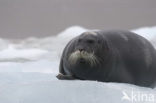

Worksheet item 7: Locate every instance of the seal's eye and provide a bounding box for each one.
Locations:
[87,39,95,44]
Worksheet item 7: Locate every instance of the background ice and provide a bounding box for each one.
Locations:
[0,26,156,103]
[132,26,156,48]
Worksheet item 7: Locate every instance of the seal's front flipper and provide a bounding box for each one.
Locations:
[56,74,76,80]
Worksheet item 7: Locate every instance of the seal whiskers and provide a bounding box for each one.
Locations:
[68,50,99,67]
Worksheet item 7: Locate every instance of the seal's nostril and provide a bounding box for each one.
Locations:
[79,49,84,52]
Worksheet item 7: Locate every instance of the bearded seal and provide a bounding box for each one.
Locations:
[56,30,156,87]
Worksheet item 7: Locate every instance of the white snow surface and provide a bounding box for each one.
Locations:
[0,26,156,103]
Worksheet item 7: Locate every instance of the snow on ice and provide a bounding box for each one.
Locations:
[0,26,156,103]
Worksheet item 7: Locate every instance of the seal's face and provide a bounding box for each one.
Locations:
[68,31,101,67]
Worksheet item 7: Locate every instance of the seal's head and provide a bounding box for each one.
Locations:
[67,31,110,80]
[68,31,107,67]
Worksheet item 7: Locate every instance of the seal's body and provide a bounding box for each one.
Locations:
[57,30,156,87]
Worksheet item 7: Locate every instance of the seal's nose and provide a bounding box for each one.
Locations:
[79,48,84,52]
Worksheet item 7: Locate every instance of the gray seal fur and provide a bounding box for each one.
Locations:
[57,30,156,87]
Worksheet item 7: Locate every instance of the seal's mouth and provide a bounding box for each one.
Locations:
[68,50,98,66]
[79,58,86,63]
